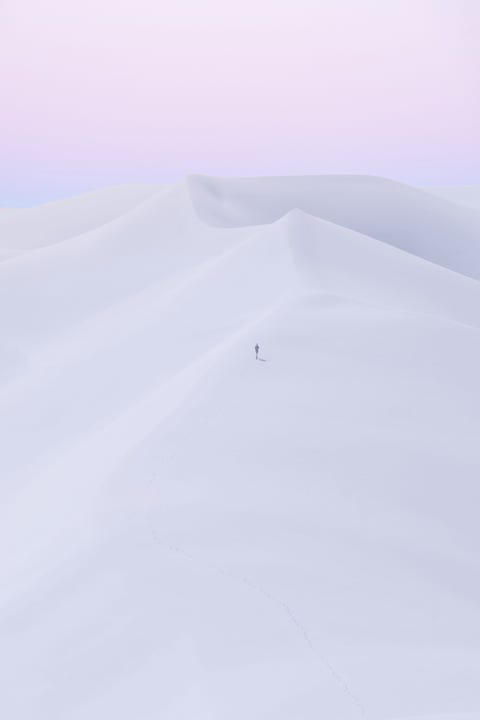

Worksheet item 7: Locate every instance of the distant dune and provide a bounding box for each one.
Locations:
[427,184,480,212]
[1,175,479,720]
[0,184,164,255]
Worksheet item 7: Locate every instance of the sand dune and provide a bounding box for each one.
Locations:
[188,174,480,279]
[0,184,164,256]
[428,185,480,212]
[1,175,479,720]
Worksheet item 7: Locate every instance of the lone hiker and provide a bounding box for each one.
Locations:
[255,343,260,360]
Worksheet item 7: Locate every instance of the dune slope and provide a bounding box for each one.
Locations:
[0,184,164,257]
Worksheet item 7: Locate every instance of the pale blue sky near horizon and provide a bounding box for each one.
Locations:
[2,0,479,207]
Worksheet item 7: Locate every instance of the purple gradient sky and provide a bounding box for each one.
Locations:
[1,0,479,206]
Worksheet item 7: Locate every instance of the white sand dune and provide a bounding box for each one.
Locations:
[188,174,480,279]
[0,184,164,257]
[428,185,480,212]
[1,175,479,720]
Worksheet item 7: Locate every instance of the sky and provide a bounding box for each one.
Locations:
[1,0,479,206]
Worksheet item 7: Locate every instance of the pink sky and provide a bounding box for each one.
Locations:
[1,0,479,205]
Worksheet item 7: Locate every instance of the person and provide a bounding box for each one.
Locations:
[255,343,259,360]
